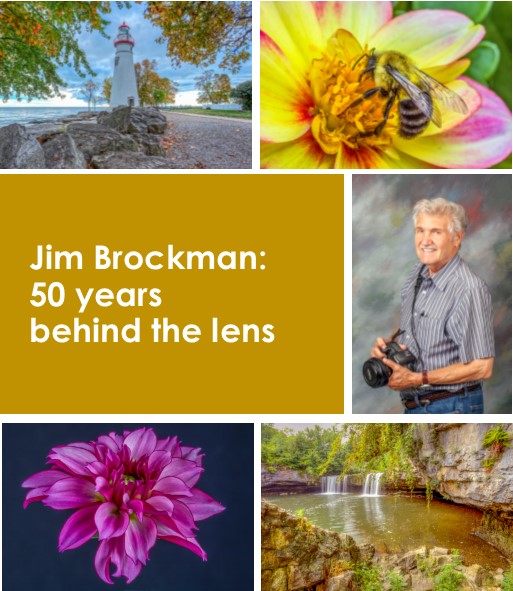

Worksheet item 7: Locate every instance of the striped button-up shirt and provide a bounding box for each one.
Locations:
[397,253,495,393]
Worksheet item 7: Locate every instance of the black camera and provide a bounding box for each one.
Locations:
[363,338,417,388]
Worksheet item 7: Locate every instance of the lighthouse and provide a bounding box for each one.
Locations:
[110,22,139,108]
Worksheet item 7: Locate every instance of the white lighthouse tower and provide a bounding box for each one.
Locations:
[110,22,139,108]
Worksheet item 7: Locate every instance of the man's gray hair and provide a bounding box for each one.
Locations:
[412,197,468,236]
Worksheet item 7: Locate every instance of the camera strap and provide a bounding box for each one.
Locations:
[410,265,426,372]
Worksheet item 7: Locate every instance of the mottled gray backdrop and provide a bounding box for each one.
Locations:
[352,174,512,414]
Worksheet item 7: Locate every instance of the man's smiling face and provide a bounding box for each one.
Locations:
[415,213,463,275]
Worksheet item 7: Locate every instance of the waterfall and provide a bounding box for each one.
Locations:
[321,475,343,493]
[362,473,383,496]
[342,474,348,493]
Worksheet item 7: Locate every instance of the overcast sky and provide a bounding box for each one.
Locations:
[2,2,252,107]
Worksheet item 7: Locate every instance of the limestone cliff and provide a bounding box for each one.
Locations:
[262,466,318,495]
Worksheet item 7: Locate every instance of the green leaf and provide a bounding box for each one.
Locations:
[484,2,512,108]
[492,154,512,169]
[466,41,500,84]
[412,1,493,22]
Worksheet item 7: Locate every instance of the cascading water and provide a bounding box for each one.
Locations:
[342,474,348,493]
[321,475,349,493]
[362,473,383,496]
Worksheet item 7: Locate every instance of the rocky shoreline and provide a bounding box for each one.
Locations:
[0,106,177,169]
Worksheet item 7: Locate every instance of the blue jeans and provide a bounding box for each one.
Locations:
[403,385,484,414]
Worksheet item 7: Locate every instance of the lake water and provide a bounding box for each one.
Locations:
[0,107,97,127]
[266,492,509,570]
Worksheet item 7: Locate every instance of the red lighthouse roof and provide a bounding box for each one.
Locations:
[114,22,135,47]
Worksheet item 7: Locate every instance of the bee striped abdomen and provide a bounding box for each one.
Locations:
[398,95,432,138]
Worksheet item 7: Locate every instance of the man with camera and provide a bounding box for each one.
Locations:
[367,197,495,414]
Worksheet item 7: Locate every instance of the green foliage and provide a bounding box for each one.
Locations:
[144,1,251,73]
[135,59,178,106]
[482,425,511,469]
[418,555,437,578]
[195,70,232,104]
[502,565,513,591]
[411,2,493,22]
[434,551,464,591]
[388,570,408,591]
[0,1,129,101]
[231,80,252,110]
[353,563,382,591]
[261,424,345,475]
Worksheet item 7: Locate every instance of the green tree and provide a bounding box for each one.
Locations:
[135,59,178,106]
[195,70,231,104]
[0,2,129,101]
[231,80,251,110]
[144,1,251,73]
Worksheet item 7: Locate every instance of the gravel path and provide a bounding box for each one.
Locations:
[162,112,252,169]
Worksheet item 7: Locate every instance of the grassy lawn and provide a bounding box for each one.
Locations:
[164,108,252,119]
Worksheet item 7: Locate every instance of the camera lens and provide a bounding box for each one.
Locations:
[362,358,392,388]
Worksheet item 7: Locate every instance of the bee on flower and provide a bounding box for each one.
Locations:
[260,1,512,169]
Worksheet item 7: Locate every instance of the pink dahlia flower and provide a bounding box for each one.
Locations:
[22,427,225,584]
[260,1,512,168]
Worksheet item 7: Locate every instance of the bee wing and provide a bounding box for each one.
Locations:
[386,66,442,127]
[414,68,469,115]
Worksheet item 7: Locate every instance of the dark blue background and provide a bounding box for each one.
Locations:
[4,423,254,591]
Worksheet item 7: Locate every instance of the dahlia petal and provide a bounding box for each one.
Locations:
[161,535,207,561]
[179,488,225,521]
[48,445,98,476]
[146,495,175,515]
[95,539,114,585]
[156,435,179,454]
[261,135,335,169]
[95,476,113,501]
[424,59,470,85]
[261,1,324,75]
[159,458,204,487]
[123,428,157,459]
[419,79,481,137]
[58,505,98,551]
[153,476,193,497]
[44,477,97,509]
[22,469,70,488]
[95,502,130,540]
[317,1,392,47]
[394,78,512,168]
[125,517,157,566]
[180,446,203,465]
[148,450,172,474]
[170,500,199,537]
[86,461,109,479]
[97,434,122,453]
[152,512,182,537]
[372,10,485,68]
[127,499,144,522]
[261,31,314,143]
[23,487,47,508]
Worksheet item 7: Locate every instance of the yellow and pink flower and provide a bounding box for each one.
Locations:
[260,1,512,169]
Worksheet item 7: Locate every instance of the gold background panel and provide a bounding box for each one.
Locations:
[1,174,344,413]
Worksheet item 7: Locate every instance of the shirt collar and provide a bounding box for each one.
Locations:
[420,253,461,291]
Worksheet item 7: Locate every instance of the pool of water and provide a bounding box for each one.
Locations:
[266,492,508,570]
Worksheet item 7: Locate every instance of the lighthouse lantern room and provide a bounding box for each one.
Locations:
[110,22,140,108]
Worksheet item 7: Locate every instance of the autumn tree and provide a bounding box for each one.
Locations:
[144,1,251,73]
[135,59,178,107]
[102,77,112,103]
[0,2,129,101]
[80,80,100,111]
[195,70,232,104]
[231,80,251,110]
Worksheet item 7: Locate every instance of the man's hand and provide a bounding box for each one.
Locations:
[382,358,421,391]
[370,337,389,360]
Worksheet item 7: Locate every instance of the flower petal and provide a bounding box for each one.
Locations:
[261,134,335,169]
[159,458,204,487]
[180,488,225,521]
[315,1,393,47]
[372,10,485,68]
[147,450,171,474]
[153,476,193,497]
[95,502,130,540]
[22,469,70,488]
[261,1,324,75]
[161,534,207,561]
[156,435,179,454]
[58,505,98,551]
[146,496,175,515]
[125,517,157,566]
[95,539,114,585]
[48,445,98,476]
[261,31,314,143]
[424,59,470,85]
[44,477,97,510]
[123,427,157,459]
[394,78,512,168]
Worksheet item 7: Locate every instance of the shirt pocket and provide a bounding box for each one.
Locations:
[416,315,448,356]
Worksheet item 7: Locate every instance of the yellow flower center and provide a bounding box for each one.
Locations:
[308,30,398,154]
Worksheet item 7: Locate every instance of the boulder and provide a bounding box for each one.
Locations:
[90,152,175,169]
[131,133,166,156]
[98,106,167,135]
[67,123,139,162]
[0,124,45,169]
[326,572,357,591]
[43,133,87,169]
